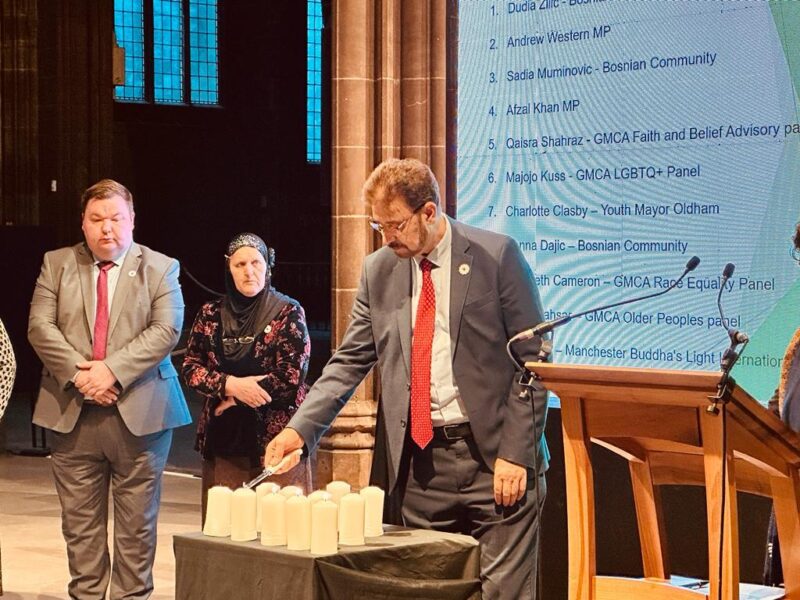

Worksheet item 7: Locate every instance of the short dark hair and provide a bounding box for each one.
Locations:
[81,179,135,215]
[362,158,440,211]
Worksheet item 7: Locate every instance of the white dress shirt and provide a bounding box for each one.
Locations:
[89,247,129,335]
[411,218,469,427]
[75,248,131,392]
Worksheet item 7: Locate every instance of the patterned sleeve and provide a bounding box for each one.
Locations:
[256,302,311,412]
[181,301,227,402]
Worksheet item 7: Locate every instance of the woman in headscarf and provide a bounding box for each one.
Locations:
[182,233,312,521]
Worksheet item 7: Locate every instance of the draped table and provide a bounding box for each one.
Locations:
[173,525,481,600]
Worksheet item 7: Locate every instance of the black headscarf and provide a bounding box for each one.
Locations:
[220,233,285,363]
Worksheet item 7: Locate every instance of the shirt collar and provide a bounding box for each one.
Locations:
[415,216,451,269]
[92,246,129,268]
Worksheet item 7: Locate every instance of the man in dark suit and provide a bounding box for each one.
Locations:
[266,158,548,599]
[28,179,191,599]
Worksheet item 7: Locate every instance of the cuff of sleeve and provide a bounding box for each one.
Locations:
[63,372,79,391]
[218,373,229,400]
[104,361,125,391]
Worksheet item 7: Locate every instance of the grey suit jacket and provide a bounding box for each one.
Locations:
[290,218,548,494]
[28,242,191,436]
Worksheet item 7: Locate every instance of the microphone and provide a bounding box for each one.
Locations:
[510,255,701,343]
[721,262,735,283]
[716,263,749,345]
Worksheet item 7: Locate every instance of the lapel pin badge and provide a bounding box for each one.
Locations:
[458,263,470,275]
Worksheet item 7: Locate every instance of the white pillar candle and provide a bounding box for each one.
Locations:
[279,485,304,498]
[338,493,365,546]
[286,495,312,551]
[260,492,287,546]
[360,486,385,537]
[203,486,232,537]
[255,482,281,532]
[230,487,258,542]
[307,490,330,505]
[310,499,338,556]
[325,481,351,506]
[326,481,351,530]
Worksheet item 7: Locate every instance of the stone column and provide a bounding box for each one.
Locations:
[0,0,39,227]
[400,0,448,183]
[319,0,379,489]
[320,0,448,490]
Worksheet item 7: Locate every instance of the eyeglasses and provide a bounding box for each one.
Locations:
[368,203,426,235]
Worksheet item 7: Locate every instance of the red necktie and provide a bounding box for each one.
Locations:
[92,261,115,360]
[410,258,435,449]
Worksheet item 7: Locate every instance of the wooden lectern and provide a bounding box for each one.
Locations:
[526,363,800,600]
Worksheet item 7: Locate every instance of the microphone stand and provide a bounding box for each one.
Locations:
[707,264,748,415]
[707,338,749,415]
[507,335,549,598]
[706,263,749,600]
[505,335,551,372]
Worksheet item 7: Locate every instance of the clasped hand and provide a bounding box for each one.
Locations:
[223,375,271,409]
[75,361,118,405]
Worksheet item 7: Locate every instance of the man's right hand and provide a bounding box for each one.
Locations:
[264,428,305,474]
[74,369,118,405]
[75,361,117,399]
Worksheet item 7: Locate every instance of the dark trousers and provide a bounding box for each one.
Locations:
[400,435,546,600]
[49,405,172,600]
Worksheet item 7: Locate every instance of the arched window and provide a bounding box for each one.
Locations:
[306,0,322,163]
[114,0,219,106]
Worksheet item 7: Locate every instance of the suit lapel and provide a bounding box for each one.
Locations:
[449,219,472,359]
[393,258,412,378]
[76,244,96,332]
[108,243,142,339]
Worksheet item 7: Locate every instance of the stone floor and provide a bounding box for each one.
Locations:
[0,453,201,599]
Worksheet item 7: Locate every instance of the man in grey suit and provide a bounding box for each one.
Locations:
[28,179,191,599]
[266,158,548,599]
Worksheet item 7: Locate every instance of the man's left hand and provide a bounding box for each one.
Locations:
[75,360,117,399]
[493,458,527,506]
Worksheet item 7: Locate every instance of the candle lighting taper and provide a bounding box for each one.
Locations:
[244,448,303,489]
